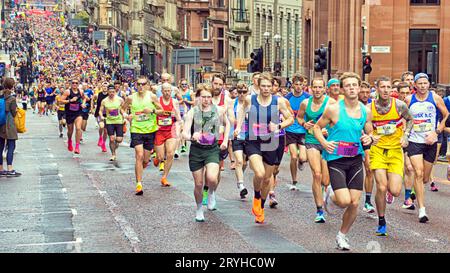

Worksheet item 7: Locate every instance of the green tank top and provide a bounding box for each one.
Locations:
[130,92,158,134]
[104,97,124,125]
[305,96,329,145]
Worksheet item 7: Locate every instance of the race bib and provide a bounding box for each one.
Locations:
[375,121,397,136]
[136,113,149,122]
[109,109,119,117]
[158,117,173,126]
[336,141,359,157]
[252,123,270,137]
[69,103,80,111]
[198,133,216,145]
[413,119,432,133]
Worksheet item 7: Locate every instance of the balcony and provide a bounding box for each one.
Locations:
[231,9,250,34]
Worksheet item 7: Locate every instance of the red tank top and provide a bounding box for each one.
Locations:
[157,97,175,131]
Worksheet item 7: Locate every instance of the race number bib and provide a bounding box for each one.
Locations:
[198,133,216,145]
[413,119,432,133]
[69,103,80,111]
[336,141,359,157]
[158,117,173,126]
[109,109,119,117]
[375,121,397,136]
[135,112,149,122]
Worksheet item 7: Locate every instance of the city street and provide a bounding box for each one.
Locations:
[1,111,449,253]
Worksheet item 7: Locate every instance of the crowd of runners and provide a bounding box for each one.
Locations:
[6,10,450,251]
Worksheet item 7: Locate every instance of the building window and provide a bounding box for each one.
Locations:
[218,0,225,7]
[218,40,224,59]
[202,19,209,41]
[409,29,439,82]
[108,10,112,25]
[410,0,440,4]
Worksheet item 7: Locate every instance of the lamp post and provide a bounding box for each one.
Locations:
[263,32,271,72]
[273,34,281,77]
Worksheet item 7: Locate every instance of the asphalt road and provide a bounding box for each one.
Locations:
[1,109,449,253]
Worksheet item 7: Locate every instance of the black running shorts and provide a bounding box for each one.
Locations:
[328,155,364,191]
[406,142,437,164]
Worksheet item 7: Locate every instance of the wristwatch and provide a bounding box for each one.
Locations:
[436,129,442,134]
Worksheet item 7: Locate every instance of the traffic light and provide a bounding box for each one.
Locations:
[363,55,373,74]
[314,45,328,73]
[248,48,264,73]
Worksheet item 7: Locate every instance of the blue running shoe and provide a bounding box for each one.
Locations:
[315,211,326,223]
[376,225,388,236]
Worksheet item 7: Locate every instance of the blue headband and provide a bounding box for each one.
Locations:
[328,79,340,88]
[414,73,429,82]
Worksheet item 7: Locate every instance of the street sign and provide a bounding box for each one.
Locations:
[69,18,85,27]
[371,46,391,54]
[172,48,200,65]
[234,58,251,71]
[93,31,106,41]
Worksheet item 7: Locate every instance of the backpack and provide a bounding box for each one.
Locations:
[0,96,6,127]
[14,108,27,133]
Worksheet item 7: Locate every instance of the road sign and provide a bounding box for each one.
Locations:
[371,46,391,54]
[70,18,85,27]
[172,48,200,65]
[234,58,251,71]
[93,31,106,41]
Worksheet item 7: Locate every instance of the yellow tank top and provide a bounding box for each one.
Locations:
[371,98,403,149]
[56,95,65,111]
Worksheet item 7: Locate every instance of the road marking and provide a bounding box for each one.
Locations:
[87,173,141,253]
[16,238,83,247]
[58,173,63,178]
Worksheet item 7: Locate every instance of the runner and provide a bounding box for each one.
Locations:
[55,89,67,138]
[122,76,163,195]
[313,72,374,250]
[93,81,109,153]
[178,79,194,155]
[284,74,310,190]
[36,84,46,116]
[60,78,86,154]
[183,84,230,222]
[227,82,249,199]
[235,72,294,223]
[44,81,56,116]
[81,83,94,137]
[405,73,449,223]
[154,82,182,187]
[297,77,333,223]
[99,85,125,161]
[369,76,413,236]
[359,81,376,213]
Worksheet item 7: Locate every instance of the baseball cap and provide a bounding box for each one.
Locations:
[414,73,429,82]
[327,78,340,88]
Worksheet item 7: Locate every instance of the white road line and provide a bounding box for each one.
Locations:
[17,238,83,247]
[87,173,141,253]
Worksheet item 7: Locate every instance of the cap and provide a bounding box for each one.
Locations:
[414,73,429,82]
[107,85,115,90]
[327,78,340,88]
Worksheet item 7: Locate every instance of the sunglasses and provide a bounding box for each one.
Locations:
[237,90,248,94]
[137,82,147,86]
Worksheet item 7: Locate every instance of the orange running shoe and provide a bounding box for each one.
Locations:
[252,198,264,223]
[161,177,171,187]
[153,157,159,167]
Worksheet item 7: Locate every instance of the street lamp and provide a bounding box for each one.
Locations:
[273,34,282,77]
[263,32,271,72]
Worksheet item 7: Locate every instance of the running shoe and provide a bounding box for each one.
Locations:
[74,145,80,154]
[174,151,179,159]
[101,142,107,153]
[268,193,278,209]
[315,211,326,223]
[207,190,216,211]
[59,133,63,138]
[135,182,143,196]
[252,198,264,223]
[402,199,415,210]
[376,225,388,236]
[152,157,159,167]
[159,162,165,172]
[5,170,22,176]
[324,186,339,215]
[109,156,116,162]
[419,215,429,223]
[386,192,394,204]
[151,152,156,158]
[68,141,73,152]
[160,177,171,187]
[202,189,208,206]
[239,188,248,199]
[430,182,439,192]
[181,145,187,153]
[410,189,416,201]
[297,160,306,171]
[363,202,375,213]
[195,209,205,222]
[289,183,298,191]
[336,233,350,251]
